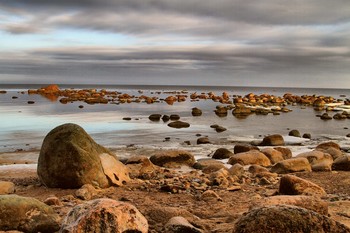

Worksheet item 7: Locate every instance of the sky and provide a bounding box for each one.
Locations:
[0,1,350,88]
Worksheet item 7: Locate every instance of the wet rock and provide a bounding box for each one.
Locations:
[27,101,35,104]
[271,157,311,174]
[38,123,129,188]
[170,114,181,121]
[279,174,326,196]
[232,105,252,118]
[233,205,350,233]
[191,107,202,116]
[215,126,227,133]
[316,141,341,151]
[0,195,60,233]
[296,150,333,172]
[150,150,195,168]
[228,150,271,167]
[162,114,170,122]
[214,106,228,117]
[320,112,332,120]
[261,148,284,164]
[288,129,301,137]
[197,137,210,144]
[60,198,148,233]
[332,155,350,171]
[122,117,131,120]
[274,147,292,159]
[165,216,203,233]
[149,114,162,121]
[212,148,234,159]
[260,134,285,146]
[251,195,328,215]
[234,144,259,154]
[0,181,15,194]
[302,133,312,139]
[167,121,190,128]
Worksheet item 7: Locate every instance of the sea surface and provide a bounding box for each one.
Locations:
[0,84,349,158]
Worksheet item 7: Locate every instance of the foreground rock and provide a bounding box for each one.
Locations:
[0,181,15,194]
[165,216,203,233]
[61,198,148,233]
[150,150,195,168]
[0,195,60,232]
[332,155,350,171]
[296,150,333,171]
[233,205,350,233]
[279,174,326,196]
[38,123,129,188]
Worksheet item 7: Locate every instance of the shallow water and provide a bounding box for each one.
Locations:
[0,85,349,154]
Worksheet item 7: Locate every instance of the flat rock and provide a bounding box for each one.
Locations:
[228,150,271,167]
[150,150,195,168]
[271,157,311,174]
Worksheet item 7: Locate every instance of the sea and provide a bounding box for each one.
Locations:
[0,84,349,164]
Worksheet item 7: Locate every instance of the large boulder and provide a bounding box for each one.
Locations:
[150,150,195,168]
[0,195,60,233]
[251,195,328,215]
[279,174,326,197]
[228,150,271,167]
[233,205,350,233]
[212,148,234,159]
[260,134,285,146]
[38,123,129,188]
[270,157,311,174]
[60,198,148,233]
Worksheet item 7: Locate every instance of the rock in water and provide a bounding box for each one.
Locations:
[37,123,129,188]
[233,205,350,233]
[0,195,60,233]
[60,198,148,233]
[260,134,285,146]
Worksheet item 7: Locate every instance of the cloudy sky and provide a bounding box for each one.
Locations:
[0,1,350,88]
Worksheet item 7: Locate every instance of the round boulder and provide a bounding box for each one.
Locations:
[60,198,148,233]
[288,129,301,137]
[212,148,234,159]
[191,107,202,116]
[0,195,60,233]
[38,123,129,188]
[260,134,285,146]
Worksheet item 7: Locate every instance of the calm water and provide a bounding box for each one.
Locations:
[0,84,349,153]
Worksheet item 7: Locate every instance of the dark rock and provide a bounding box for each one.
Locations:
[60,198,148,233]
[215,126,227,133]
[27,101,35,104]
[192,107,202,116]
[162,114,170,122]
[37,123,129,188]
[0,195,60,233]
[302,133,312,139]
[149,114,162,121]
[234,144,259,154]
[288,129,301,137]
[260,134,285,146]
[167,121,190,128]
[320,113,332,120]
[332,155,350,171]
[233,205,350,233]
[122,117,131,120]
[212,148,234,159]
[170,114,180,121]
[197,137,210,144]
[210,124,219,128]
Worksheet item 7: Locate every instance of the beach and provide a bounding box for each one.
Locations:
[0,85,350,232]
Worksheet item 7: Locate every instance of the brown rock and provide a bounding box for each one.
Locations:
[260,134,285,146]
[150,150,195,168]
[193,159,226,173]
[279,174,327,196]
[316,141,341,151]
[170,114,180,121]
[197,137,210,144]
[191,107,202,116]
[271,157,311,174]
[44,196,61,206]
[0,195,60,233]
[200,190,222,202]
[248,164,269,174]
[37,123,129,188]
[261,148,284,164]
[165,216,203,233]
[229,163,245,177]
[75,184,97,201]
[167,121,190,128]
[212,148,234,159]
[60,198,148,233]
[149,114,162,121]
[0,181,15,194]
[233,205,350,233]
[274,147,293,159]
[332,155,350,171]
[288,129,301,137]
[296,150,333,171]
[146,206,196,225]
[251,195,328,215]
[228,150,271,167]
[234,144,259,154]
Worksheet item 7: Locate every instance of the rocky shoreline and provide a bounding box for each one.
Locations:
[0,123,350,232]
